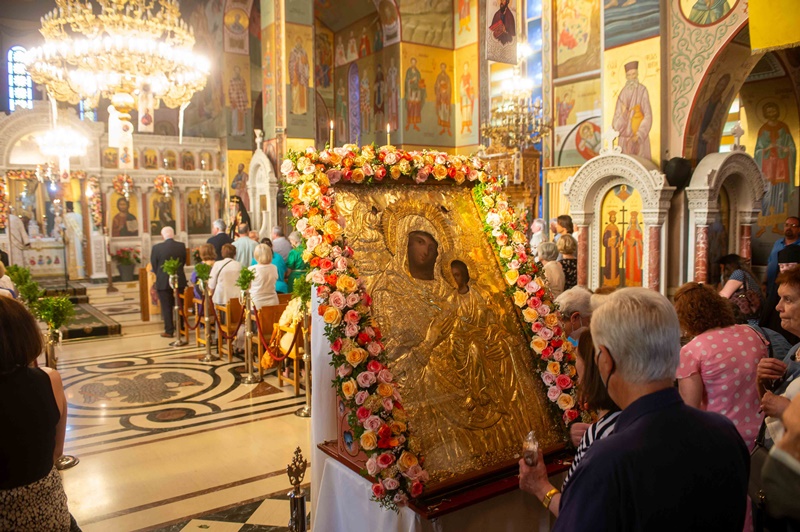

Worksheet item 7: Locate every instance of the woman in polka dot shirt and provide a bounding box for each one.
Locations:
[673,282,767,449]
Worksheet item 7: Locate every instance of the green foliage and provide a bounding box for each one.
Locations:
[291,274,312,307]
[112,247,141,265]
[161,258,182,276]
[6,264,32,287]
[35,296,75,330]
[194,262,211,282]
[7,266,43,309]
[236,267,255,290]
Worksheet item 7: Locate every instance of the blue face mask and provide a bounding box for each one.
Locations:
[567,335,579,347]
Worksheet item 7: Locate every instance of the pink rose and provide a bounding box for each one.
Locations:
[539,327,554,340]
[384,152,399,164]
[538,305,550,316]
[383,477,400,491]
[346,293,361,307]
[541,372,556,386]
[553,349,564,362]
[393,492,409,505]
[367,360,383,373]
[337,364,352,377]
[366,457,379,476]
[496,233,508,245]
[468,169,478,181]
[547,386,561,401]
[556,374,573,390]
[531,322,544,334]
[510,259,520,270]
[363,163,374,176]
[414,169,429,183]
[329,291,346,309]
[377,369,393,384]
[372,483,386,498]
[302,226,316,240]
[363,415,383,432]
[382,397,394,411]
[404,464,423,480]
[320,195,333,209]
[377,453,395,468]
[326,169,342,184]
[345,323,359,338]
[319,259,334,272]
[344,309,361,325]
[357,371,377,388]
[335,257,348,271]
[317,285,330,299]
[516,274,531,288]
[357,406,371,422]
[285,170,300,184]
[311,270,326,284]
[367,341,382,357]
[331,338,342,354]
[526,281,541,294]
[435,154,446,165]
[355,390,369,405]
[307,235,322,250]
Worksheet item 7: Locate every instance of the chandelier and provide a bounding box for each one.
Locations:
[23,0,209,112]
[36,125,90,181]
[481,69,549,151]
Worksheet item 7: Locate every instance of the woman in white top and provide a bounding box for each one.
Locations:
[250,244,279,310]
[538,242,565,298]
[208,243,242,306]
[0,263,16,299]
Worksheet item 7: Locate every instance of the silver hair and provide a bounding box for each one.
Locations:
[253,243,273,265]
[213,219,226,232]
[272,226,284,237]
[538,241,559,262]
[288,231,302,245]
[555,286,593,318]
[590,288,681,384]
[161,226,175,239]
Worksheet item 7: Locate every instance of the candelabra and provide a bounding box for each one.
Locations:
[481,72,550,151]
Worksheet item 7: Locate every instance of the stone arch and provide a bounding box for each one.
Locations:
[563,147,674,292]
[248,147,279,239]
[685,150,766,281]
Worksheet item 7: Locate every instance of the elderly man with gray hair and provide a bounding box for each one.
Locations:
[554,286,592,346]
[271,226,292,262]
[520,288,749,530]
[207,219,232,260]
[150,226,187,337]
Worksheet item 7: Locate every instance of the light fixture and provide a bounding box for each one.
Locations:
[199,158,208,202]
[481,67,549,150]
[24,0,209,121]
[35,125,90,179]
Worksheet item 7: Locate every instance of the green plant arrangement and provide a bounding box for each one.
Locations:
[192,248,202,264]
[291,274,312,307]
[236,267,255,291]
[161,258,182,276]
[6,264,32,287]
[112,247,141,265]
[35,296,75,330]
[195,262,211,283]
[7,266,43,309]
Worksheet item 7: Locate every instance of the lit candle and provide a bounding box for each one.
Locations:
[386,123,391,146]
[329,120,334,149]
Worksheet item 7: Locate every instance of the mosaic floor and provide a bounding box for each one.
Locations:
[55,334,312,531]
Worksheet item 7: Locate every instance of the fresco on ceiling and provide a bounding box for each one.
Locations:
[402,0,453,48]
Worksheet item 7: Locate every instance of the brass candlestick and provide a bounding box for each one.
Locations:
[287,447,308,532]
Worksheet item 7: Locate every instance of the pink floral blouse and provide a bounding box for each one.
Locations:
[676,324,766,449]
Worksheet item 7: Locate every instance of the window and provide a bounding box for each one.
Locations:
[79,99,97,121]
[7,45,32,112]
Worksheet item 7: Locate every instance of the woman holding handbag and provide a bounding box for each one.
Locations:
[719,254,766,327]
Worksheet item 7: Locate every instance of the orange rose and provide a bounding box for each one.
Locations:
[336,275,358,294]
[351,168,365,183]
[433,165,448,180]
[398,451,418,470]
[323,306,342,326]
[390,166,402,179]
[341,378,357,399]
[377,382,394,397]
[345,348,368,367]
[360,430,378,450]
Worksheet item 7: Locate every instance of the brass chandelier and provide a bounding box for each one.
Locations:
[481,70,549,151]
[23,0,209,112]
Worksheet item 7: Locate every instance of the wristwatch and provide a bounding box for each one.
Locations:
[542,487,560,510]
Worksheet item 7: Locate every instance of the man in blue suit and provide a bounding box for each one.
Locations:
[150,226,187,337]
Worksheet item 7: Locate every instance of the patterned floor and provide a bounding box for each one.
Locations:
[55,335,312,532]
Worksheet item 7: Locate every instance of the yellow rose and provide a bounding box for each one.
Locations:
[297,182,321,204]
[398,451,419,471]
[360,431,378,450]
[500,210,513,224]
[557,393,575,411]
[504,269,519,285]
[377,382,394,397]
[390,165,402,179]
[317,173,331,187]
[341,378,357,399]
[454,171,465,184]
[398,159,411,173]
[336,275,358,293]
[354,156,365,167]
[424,154,435,165]
[547,361,561,375]
[531,337,547,353]
[345,348,368,367]
[297,156,309,170]
[351,168,365,183]
[329,152,342,165]
[513,290,528,307]
[323,220,343,238]
[323,307,342,326]
[390,421,407,434]
[544,314,559,327]
[433,164,448,180]
[362,146,375,159]
[315,243,331,257]
[499,246,514,260]
[522,307,539,323]
[452,158,463,170]
[308,214,324,229]
[512,231,526,244]
[302,249,313,263]
[483,196,495,208]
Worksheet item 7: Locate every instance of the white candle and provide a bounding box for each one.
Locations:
[329,120,334,148]
[386,123,391,146]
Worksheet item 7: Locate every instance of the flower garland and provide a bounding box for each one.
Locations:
[87,176,103,228]
[153,174,174,195]
[112,174,134,195]
[5,170,37,180]
[0,179,6,230]
[473,181,580,425]
[280,144,578,510]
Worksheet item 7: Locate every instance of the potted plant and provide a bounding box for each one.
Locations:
[35,296,75,369]
[113,247,141,281]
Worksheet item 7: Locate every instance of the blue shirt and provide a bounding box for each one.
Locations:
[767,238,800,297]
[554,388,748,532]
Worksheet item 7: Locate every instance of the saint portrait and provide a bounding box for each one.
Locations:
[755,101,797,234]
[404,58,425,132]
[110,193,139,237]
[599,184,644,289]
[611,61,652,160]
[150,193,176,236]
[681,0,734,26]
[487,0,517,64]
[288,37,310,116]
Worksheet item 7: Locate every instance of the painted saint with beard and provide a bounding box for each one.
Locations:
[611,61,652,159]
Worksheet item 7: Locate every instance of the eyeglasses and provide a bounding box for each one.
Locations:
[785,223,799,228]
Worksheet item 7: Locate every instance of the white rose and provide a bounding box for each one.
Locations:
[296,218,309,232]
[280,159,295,175]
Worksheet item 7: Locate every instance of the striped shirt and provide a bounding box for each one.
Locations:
[562,410,621,491]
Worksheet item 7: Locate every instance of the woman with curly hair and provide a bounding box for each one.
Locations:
[674,282,767,447]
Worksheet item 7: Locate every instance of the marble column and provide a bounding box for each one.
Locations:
[695,225,709,283]
[577,225,589,287]
[648,225,661,292]
[740,224,752,261]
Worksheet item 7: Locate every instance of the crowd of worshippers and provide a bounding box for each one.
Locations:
[519,216,800,530]
[148,220,308,343]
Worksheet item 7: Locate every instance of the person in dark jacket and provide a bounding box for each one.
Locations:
[207,219,233,260]
[150,226,186,337]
